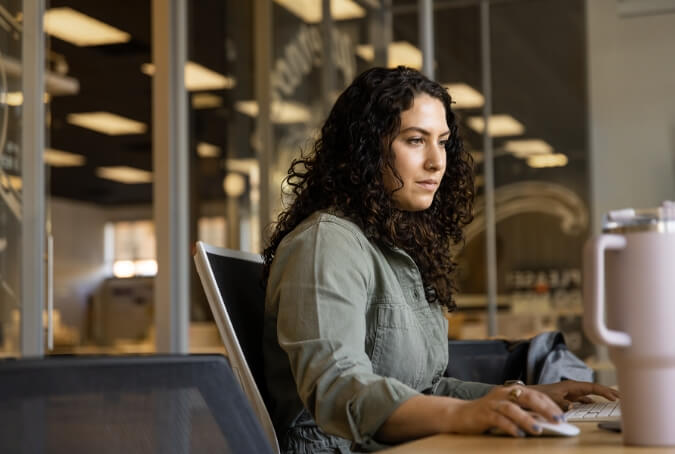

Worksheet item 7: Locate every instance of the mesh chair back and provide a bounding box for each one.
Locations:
[0,355,274,454]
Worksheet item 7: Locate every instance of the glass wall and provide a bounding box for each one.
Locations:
[184,0,673,362]
[488,0,589,354]
[46,0,154,353]
[268,1,377,223]
[186,0,251,322]
[427,0,591,355]
[11,0,675,357]
[0,0,22,356]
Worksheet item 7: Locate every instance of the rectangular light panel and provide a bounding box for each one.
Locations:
[527,153,568,168]
[503,139,553,157]
[67,112,147,135]
[235,100,311,124]
[192,93,223,109]
[274,0,365,23]
[44,148,86,167]
[44,7,131,47]
[96,166,153,184]
[8,175,21,191]
[141,62,236,91]
[356,41,422,70]
[197,142,221,158]
[1,91,51,106]
[444,83,485,109]
[466,114,525,137]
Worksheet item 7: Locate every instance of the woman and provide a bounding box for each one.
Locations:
[262,66,617,453]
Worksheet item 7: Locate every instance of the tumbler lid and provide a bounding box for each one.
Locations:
[603,201,675,233]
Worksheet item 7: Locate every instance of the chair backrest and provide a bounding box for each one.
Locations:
[445,339,527,384]
[0,355,275,454]
[193,241,279,453]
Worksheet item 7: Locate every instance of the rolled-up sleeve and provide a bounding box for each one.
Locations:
[274,220,420,446]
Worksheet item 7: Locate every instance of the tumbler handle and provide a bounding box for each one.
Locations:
[583,234,631,347]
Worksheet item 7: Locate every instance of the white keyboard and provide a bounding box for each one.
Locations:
[565,401,621,421]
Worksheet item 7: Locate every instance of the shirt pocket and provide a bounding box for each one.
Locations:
[369,303,426,389]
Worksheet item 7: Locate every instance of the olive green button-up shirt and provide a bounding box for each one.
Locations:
[263,212,493,452]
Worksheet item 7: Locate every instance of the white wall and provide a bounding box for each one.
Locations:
[50,199,223,338]
[51,198,108,334]
[587,0,675,232]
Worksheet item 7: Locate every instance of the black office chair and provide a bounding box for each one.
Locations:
[193,242,279,453]
[446,332,592,385]
[445,339,529,384]
[0,355,275,454]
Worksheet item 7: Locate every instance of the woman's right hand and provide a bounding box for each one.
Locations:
[445,385,565,437]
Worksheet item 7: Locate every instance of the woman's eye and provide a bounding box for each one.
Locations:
[439,140,448,147]
[408,137,423,144]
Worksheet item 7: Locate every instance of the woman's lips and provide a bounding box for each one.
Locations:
[416,180,438,191]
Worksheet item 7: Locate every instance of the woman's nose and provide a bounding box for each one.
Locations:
[425,144,444,170]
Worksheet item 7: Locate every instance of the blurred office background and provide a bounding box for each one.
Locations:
[0,0,673,366]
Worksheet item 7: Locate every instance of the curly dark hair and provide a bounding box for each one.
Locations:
[262,66,474,311]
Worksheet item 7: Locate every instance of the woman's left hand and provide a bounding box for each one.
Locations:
[529,380,620,411]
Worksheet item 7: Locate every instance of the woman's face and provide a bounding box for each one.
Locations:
[383,94,449,211]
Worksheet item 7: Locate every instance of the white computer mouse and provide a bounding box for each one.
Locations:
[534,420,580,437]
[489,418,580,437]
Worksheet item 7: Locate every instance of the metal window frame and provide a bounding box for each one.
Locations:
[152,0,189,353]
[21,0,46,357]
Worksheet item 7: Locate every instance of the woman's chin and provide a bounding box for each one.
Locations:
[395,199,435,212]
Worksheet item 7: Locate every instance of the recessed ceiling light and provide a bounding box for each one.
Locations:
[185,62,235,91]
[444,83,485,109]
[141,61,236,91]
[197,142,221,158]
[356,41,423,69]
[527,153,568,168]
[140,63,154,75]
[466,114,525,137]
[67,112,147,135]
[503,139,553,157]
[274,0,366,23]
[1,91,52,106]
[2,92,23,106]
[355,45,375,62]
[234,100,259,117]
[388,42,423,70]
[192,93,223,109]
[223,172,246,197]
[8,175,21,192]
[44,7,131,47]
[234,100,311,124]
[96,166,153,184]
[44,148,86,167]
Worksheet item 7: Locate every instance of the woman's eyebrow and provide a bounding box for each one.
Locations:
[400,126,451,137]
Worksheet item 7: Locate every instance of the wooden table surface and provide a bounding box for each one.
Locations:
[381,422,675,453]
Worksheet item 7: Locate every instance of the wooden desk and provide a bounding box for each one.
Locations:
[381,422,675,453]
